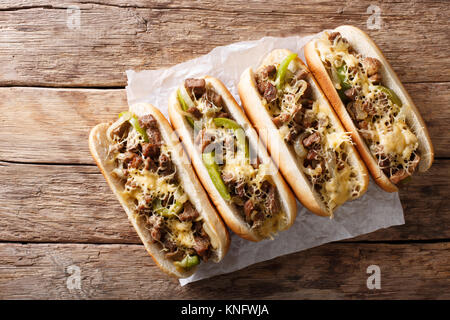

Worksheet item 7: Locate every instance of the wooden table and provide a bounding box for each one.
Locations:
[0,1,449,299]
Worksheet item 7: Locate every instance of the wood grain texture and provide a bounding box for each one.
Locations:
[0,242,448,299]
[0,83,448,165]
[0,1,448,86]
[1,159,449,243]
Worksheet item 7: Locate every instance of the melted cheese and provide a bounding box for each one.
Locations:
[324,166,352,207]
[377,121,418,162]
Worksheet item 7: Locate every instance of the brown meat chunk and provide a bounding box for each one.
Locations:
[129,155,143,169]
[178,202,199,222]
[263,82,278,102]
[259,65,277,79]
[195,129,215,153]
[286,123,302,144]
[369,73,382,84]
[123,151,137,167]
[207,89,223,107]
[165,249,185,261]
[344,87,358,100]
[272,113,290,128]
[144,158,157,171]
[265,184,280,215]
[142,142,160,158]
[328,32,341,41]
[138,114,158,129]
[292,106,304,125]
[148,215,164,242]
[193,235,210,258]
[158,153,174,175]
[244,199,255,221]
[293,69,309,82]
[257,80,268,95]
[185,78,206,98]
[187,107,202,119]
[306,149,320,161]
[303,132,321,147]
[146,126,162,146]
[362,57,382,76]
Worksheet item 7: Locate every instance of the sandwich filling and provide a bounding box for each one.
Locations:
[316,31,420,184]
[178,78,285,238]
[254,53,365,213]
[106,111,212,271]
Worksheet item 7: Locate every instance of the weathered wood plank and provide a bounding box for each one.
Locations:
[1,159,449,243]
[0,1,448,86]
[0,242,448,299]
[0,83,448,165]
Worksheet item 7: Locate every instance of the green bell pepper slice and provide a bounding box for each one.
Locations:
[275,53,298,90]
[334,64,353,102]
[152,199,183,218]
[118,111,149,142]
[177,88,196,128]
[174,254,200,270]
[213,117,249,159]
[202,152,231,201]
[376,85,402,107]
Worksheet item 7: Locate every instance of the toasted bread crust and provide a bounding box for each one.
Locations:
[238,49,369,216]
[169,76,297,241]
[304,25,434,192]
[89,103,229,278]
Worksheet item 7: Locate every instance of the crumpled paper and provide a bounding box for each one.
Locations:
[126,34,405,286]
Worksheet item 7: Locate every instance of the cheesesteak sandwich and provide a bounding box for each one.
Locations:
[305,25,434,192]
[168,76,297,241]
[238,49,369,217]
[89,103,229,278]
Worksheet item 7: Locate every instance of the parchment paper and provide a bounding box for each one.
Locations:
[126,34,405,286]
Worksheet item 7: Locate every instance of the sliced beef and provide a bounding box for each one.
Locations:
[362,57,382,76]
[193,235,210,258]
[123,151,137,167]
[328,32,341,41]
[142,142,160,158]
[286,123,302,144]
[207,89,223,107]
[272,113,290,128]
[257,80,268,95]
[344,87,358,100]
[369,73,382,84]
[244,199,255,222]
[265,183,280,215]
[303,132,321,147]
[187,107,202,119]
[185,78,206,98]
[162,236,177,253]
[262,65,277,79]
[148,215,164,242]
[129,155,143,169]
[235,180,246,198]
[263,82,278,102]
[178,202,199,222]
[292,69,309,82]
[215,111,230,119]
[165,249,185,261]
[195,129,215,153]
[139,114,158,129]
[306,149,320,161]
[221,172,236,188]
[292,107,304,125]
[158,153,174,175]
